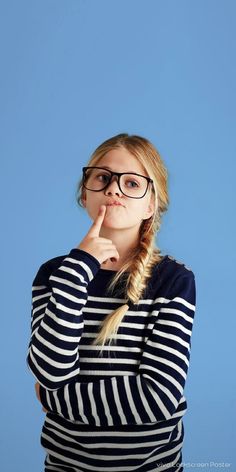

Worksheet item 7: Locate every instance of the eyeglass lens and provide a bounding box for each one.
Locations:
[83,168,148,198]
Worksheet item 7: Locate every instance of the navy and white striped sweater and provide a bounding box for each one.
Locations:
[27,248,196,472]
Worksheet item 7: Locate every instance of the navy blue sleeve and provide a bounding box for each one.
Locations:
[26,248,100,390]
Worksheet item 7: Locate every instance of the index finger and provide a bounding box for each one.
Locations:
[87,205,107,238]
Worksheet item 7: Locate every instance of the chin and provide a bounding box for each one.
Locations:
[103,220,125,229]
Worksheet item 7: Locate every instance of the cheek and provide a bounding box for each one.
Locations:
[87,205,99,221]
[82,197,98,218]
[127,204,146,220]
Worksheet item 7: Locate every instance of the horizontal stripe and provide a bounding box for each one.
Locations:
[27,249,195,470]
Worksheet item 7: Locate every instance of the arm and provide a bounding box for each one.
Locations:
[26,248,100,390]
[39,270,196,425]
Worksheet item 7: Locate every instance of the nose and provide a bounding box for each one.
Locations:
[104,175,122,195]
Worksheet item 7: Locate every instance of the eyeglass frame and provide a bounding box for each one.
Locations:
[82,166,154,199]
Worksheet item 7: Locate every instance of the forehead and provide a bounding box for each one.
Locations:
[97,148,148,176]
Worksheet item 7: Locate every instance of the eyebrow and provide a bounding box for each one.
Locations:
[99,165,136,173]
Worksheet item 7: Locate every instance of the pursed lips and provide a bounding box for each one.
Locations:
[105,202,124,207]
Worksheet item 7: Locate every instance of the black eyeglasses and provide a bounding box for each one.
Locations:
[82,166,154,199]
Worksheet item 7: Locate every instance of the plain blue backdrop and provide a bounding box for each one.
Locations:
[1,1,235,471]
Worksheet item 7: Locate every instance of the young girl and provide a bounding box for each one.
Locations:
[27,133,196,472]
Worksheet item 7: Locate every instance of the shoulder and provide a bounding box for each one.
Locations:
[154,253,194,276]
[163,254,194,277]
[32,253,68,286]
[154,253,196,303]
[148,253,195,295]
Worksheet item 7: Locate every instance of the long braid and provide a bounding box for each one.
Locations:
[91,216,163,355]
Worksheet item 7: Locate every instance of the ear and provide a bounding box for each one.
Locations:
[143,192,155,220]
[81,189,87,207]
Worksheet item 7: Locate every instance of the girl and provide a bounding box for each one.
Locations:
[27,133,196,472]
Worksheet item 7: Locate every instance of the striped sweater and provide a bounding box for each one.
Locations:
[27,248,196,472]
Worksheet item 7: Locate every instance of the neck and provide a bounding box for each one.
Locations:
[99,225,140,269]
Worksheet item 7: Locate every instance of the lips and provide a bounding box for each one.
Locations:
[106,201,124,207]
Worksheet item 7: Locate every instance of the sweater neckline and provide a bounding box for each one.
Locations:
[97,255,168,274]
[98,268,126,273]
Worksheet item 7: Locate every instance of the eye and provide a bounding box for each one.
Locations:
[97,172,110,182]
[126,179,140,188]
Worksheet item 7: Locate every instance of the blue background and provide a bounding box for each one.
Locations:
[1,1,235,471]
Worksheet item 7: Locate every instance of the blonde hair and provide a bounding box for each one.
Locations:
[75,133,169,355]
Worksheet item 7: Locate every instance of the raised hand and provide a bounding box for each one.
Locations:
[76,205,120,265]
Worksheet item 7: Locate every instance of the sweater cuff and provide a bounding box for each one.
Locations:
[67,248,101,276]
